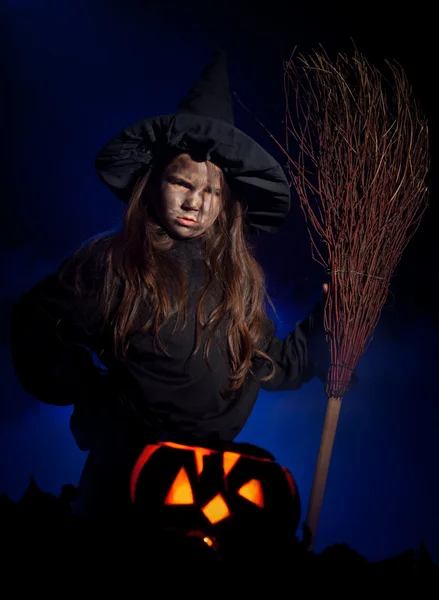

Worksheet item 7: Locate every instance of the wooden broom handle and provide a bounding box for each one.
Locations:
[305,396,342,551]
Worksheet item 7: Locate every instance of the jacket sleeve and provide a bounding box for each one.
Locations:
[254,301,329,392]
[10,249,105,406]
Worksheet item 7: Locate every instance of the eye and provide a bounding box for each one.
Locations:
[172,178,190,188]
[205,186,221,196]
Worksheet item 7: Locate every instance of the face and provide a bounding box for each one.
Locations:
[153,153,223,239]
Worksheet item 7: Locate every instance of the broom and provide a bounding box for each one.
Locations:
[281,47,429,549]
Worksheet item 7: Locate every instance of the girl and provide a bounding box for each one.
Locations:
[10,51,328,517]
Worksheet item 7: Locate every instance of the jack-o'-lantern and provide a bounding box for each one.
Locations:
[130,440,300,562]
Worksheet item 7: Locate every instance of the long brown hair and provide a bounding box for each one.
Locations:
[63,155,278,396]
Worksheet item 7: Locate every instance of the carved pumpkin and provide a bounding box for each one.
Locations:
[130,440,300,560]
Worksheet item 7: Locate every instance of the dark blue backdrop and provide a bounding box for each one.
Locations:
[1,0,438,562]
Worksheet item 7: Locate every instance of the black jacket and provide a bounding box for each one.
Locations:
[10,235,328,449]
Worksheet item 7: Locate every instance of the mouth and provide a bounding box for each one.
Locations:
[176,217,198,227]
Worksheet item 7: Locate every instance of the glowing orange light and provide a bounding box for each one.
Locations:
[130,444,160,503]
[130,440,275,505]
[161,441,272,465]
[203,536,214,547]
[194,448,213,476]
[164,467,194,505]
[162,442,213,476]
[282,467,297,498]
[223,451,240,476]
[202,494,230,524]
[237,479,264,508]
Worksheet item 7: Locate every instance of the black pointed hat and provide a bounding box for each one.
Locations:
[95,50,290,233]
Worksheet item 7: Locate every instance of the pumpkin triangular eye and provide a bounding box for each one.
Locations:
[237,479,264,508]
[164,467,194,505]
[223,451,240,476]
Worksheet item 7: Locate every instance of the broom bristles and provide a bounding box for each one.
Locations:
[283,47,429,397]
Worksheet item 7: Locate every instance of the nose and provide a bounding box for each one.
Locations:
[182,189,204,213]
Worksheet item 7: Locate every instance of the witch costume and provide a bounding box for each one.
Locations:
[9,51,328,517]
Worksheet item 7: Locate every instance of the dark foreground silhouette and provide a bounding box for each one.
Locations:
[1,478,437,593]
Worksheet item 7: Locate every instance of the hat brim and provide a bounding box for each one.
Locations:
[95,113,290,234]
